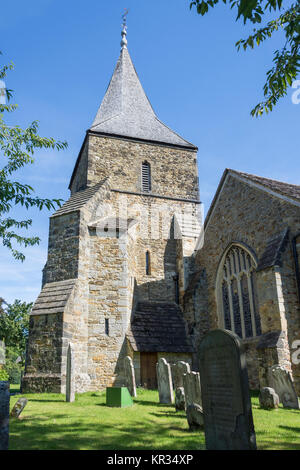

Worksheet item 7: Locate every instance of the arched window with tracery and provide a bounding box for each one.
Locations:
[217,244,261,339]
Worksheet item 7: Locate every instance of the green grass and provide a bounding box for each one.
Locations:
[8,388,300,450]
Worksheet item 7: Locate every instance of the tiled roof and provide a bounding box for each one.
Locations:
[90,47,196,149]
[52,181,105,217]
[30,279,76,316]
[230,170,300,202]
[127,301,194,353]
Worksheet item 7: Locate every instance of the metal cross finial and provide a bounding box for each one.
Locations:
[121,8,129,50]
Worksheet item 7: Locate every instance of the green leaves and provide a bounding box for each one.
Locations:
[190,1,300,116]
[0,51,68,260]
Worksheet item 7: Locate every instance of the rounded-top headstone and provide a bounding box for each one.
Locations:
[199,329,256,450]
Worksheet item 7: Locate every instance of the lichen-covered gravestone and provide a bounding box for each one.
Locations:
[156,358,174,404]
[10,398,28,418]
[269,365,299,410]
[66,343,75,403]
[0,381,10,450]
[186,404,204,431]
[259,387,279,409]
[183,371,201,408]
[124,356,137,397]
[199,329,256,450]
[175,387,186,411]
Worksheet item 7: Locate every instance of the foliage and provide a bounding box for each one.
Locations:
[0,367,9,380]
[7,389,300,450]
[3,346,24,383]
[0,299,31,354]
[0,51,67,261]
[0,299,31,383]
[190,1,300,116]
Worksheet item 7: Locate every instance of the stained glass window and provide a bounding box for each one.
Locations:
[218,245,261,339]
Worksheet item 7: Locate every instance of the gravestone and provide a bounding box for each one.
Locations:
[156,358,174,404]
[124,356,137,397]
[66,343,75,403]
[0,381,10,450]
[186,404,204,431]
[259,387,279,409]
[269,365,299,410]
[175,387,186,411]
[10,398,28,418]
[174,361,191,389]
[199,329,256,450]
[183,371,201,408]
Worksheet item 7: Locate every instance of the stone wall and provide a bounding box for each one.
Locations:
[75,133,199,201]
[188,173,300,392]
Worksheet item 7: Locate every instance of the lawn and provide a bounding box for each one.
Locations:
[8,386,300,450]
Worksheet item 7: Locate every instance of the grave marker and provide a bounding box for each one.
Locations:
[199,329,256,450]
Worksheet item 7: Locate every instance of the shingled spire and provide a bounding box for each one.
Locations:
[90,23,195,148]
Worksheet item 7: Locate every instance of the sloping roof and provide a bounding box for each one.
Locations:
[52,181,105,217]
[126,301,194,353]
[256,228,289,271]
[90,47,196,149]
[201,169,300,240]
[230,170,300,202]
[30,279,76,316]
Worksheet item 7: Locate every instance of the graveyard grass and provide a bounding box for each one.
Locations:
[8,386,300,450]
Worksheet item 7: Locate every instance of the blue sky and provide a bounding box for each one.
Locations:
[1,0,299,304]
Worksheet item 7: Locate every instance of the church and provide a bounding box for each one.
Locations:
[23,25,300,395]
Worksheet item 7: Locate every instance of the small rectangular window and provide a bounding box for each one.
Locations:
[142,162,151,192]
[105,318,109,336]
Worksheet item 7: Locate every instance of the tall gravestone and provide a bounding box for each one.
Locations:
[66,343,75,403]
[0,381,10,450]
[175,361,191,388]
[199,329,256,450]
[124,356,137,397]
[269,364,299,410]
[156,358,174,404]
[183,371,202,408]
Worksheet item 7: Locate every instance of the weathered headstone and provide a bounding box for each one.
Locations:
[124,356,137,397]
[175,387,186,411]
[66,343,75,403]
[173,361,191,389]
[259,387,279,409]
[183,371,201,408]
[0,381,10,450]
[186,404,204,431]
[10,398,28,418]
[199,329,256,450]
[156,358,174,404]
[269,364,299,410]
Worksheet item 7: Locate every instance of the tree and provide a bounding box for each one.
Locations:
[0,299,31,353]
[0,299,31,383]
[190,1,300,116]
[0,51,67,261]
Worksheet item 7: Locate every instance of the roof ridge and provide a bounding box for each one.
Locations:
[229,169,300,189]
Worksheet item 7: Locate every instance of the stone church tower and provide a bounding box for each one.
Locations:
[23,26,201,392]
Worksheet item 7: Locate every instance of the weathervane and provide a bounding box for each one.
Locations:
[121,8,129,49]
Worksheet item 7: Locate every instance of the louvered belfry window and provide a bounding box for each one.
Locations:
[142,161,151,193]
